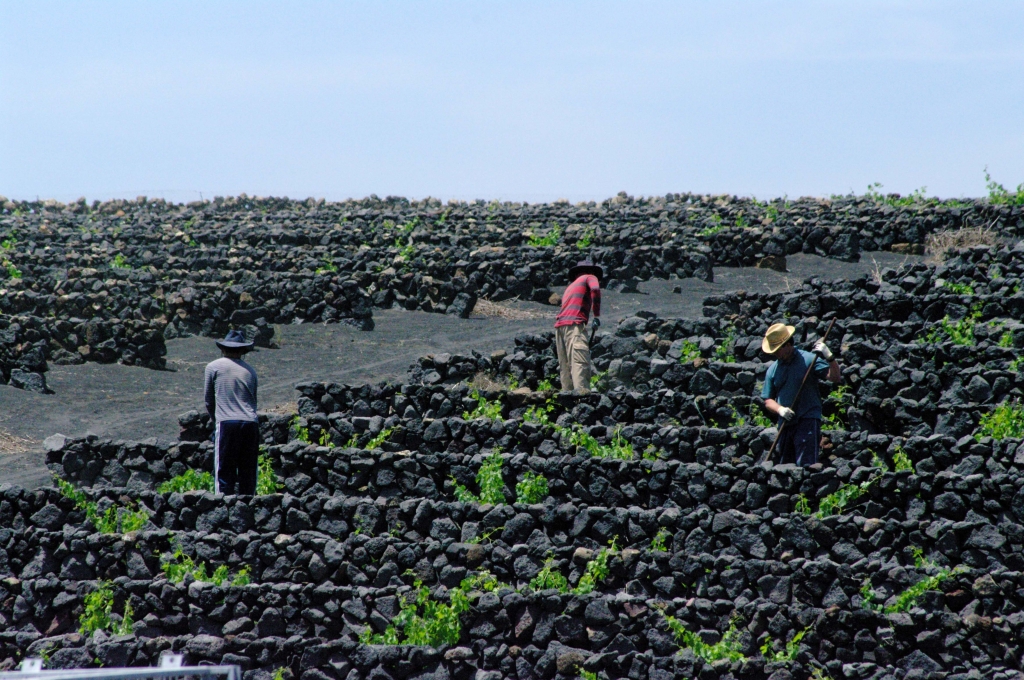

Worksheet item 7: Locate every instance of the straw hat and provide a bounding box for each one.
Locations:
[762,323,795,354]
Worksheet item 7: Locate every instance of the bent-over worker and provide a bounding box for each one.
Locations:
[204,329,259,495]
[554,259,602,394]
[761,323,841,467]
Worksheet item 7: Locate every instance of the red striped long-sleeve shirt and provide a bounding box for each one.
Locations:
[555,274,601,328]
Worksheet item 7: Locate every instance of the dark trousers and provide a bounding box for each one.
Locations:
[216,420,259,495]
[775,417,820,467]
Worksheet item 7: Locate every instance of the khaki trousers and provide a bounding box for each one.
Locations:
[555,323,592,393]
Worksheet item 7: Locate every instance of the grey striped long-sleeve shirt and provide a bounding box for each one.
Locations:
[203,357,258,423]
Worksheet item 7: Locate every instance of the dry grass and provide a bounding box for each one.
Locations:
[925,223,1001,262]
[263,401,298,416]
[474,297,548,320]
[0,426,35,455]
[468,372,510,392]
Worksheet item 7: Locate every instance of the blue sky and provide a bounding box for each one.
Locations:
[1,1,1022,203]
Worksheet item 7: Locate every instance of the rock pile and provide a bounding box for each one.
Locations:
[5,245,1024,679]
[1,193,1021,391]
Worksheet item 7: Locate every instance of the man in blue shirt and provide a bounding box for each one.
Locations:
[760,323,841,466]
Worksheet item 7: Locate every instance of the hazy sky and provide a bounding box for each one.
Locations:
[2,1,1022,203]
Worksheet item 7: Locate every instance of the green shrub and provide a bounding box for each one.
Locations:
[976,400,1024,440]
[524,403,554,426]
[677,340,701,363]
[463,390,503,422]
[942,280,974,295]
[865,182,933,207]
[821,384,851,430]
[361,571,504,646]
[157,469,214,494]
[316,256,338,274]
[662,612,745,662]
[453,451,506,505]
[4,261,21,279]
[725,404,746,428]
[529,557,569,593]
[397,241,417,263]
[860,577,881,611]
[562,424,634,460]
[698,215,724,237]
[863,565,967,614]
[256,452,284,495]
[713,327,737,363]
[161,542,251,586]
[55,476,149,534]
[575,226,595,249]
[111,253,131,270]
[515,471,549,504]
[574,538,618,594]
[79,581,134,636]
[911,545,931,569]
[761,627,808,662]
[922,305,981,346]
[364,427,394,450]
[598,427,634,459]
[537,378,555,392]
[985,167,1024,206]
[892,444,915,473]
[749,405,773,428]
[292,416,311,443]
[793,494,811,515]
[650,527,670,552]
[814,479,875,518]
[465,526,502,545]
[528,223,561,247]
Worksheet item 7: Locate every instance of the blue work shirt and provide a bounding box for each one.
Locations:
[761,349,830,421]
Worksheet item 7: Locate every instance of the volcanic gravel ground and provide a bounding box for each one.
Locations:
[0,253,917,489]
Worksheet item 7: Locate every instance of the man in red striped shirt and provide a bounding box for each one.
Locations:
[554,259,602,393]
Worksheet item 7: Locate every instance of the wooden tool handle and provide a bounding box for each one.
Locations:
[758,318,837,465]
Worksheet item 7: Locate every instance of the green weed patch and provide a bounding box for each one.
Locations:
[515,471,549,504]
[463,390,503,422]
[79,581,134,636]
[257,451,284,495]
[976,400,1024,440]
[453,450,506,505]
[55,476,149,534]
[662,612,745,662]
[361,571,503,646]
[161,541,251,586]
[157,469,214,494]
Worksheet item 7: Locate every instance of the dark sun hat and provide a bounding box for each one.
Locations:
[568,259,603,283]
[216,329,254,351]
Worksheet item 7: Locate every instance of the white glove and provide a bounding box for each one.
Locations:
[813,341,833,360]
[777,406,796,421]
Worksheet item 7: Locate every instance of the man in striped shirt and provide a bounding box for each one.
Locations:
[554,259,603,393]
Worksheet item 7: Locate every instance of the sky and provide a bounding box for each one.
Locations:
[1,1,1022,204]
